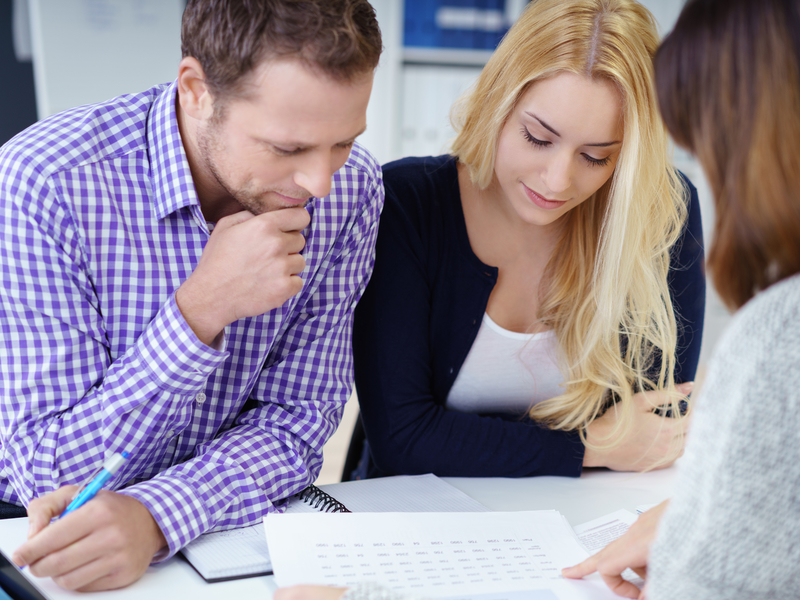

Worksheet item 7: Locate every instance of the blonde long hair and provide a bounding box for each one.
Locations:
[451,0,688,453]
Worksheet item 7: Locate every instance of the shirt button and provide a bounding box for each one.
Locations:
[167,430,175,437]
[196,392,206,403]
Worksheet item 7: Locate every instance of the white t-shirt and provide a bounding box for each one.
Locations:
[445,313,565,415]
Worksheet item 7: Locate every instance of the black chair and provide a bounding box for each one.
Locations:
[340,412,367,481]
[0,502,26,520]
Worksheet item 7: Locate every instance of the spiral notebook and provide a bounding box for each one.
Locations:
[180,474,489,583]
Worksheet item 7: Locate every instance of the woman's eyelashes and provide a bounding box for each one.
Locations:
[583,154,611,167]
[520,126,612,167]
[521,126,550,148]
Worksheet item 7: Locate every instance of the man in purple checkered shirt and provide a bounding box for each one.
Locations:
[0,0,383,591]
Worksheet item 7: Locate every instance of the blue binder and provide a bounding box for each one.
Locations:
[404,0,512,50]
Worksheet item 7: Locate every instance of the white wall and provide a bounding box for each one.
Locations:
[26,0,183,119]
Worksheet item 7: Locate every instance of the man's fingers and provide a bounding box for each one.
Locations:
[562,554,599,579]
[25,514,119,579]
[57,557,110,592]
[14,491,162,592]
[284,231,308,256]
[15,504,96,567]
[270,205,311,232]
[24,485,78,542]
[214,210,256,231]
[286,254,306,276]
[40,548,106,590]
[50,551,135,593]
[56,555,127,593]
[233,206,310,234]
[286,274,304,297]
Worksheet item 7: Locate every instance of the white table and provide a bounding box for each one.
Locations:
[445,465,678,525]
[0,465,678,600]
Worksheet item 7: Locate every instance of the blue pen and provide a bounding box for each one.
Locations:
[61,452,129,517]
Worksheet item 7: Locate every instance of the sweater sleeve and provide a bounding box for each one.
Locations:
[353,162,585,478]
[647,275,800,600]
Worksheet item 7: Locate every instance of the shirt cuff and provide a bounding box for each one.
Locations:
[118,452,271,561]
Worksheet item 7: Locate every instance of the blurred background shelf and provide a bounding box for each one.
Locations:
[402,46,494,66]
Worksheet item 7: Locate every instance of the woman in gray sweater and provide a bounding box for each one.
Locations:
[564,0,800,597]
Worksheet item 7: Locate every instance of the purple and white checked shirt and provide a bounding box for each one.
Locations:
[0,82,383,559]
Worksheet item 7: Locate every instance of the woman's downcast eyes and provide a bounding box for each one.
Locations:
[520,126,613,168]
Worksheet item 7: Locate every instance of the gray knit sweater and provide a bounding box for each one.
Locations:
[649,273,800,599]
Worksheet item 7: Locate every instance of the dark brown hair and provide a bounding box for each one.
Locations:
[181,0,382,99]
[655,0,800,309]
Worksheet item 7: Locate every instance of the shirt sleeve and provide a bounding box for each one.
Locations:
[0,164,229,508]
[119,163,385,559]
[353,175,585,479]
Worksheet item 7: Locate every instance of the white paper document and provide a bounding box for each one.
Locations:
[266,510,618,599]
[573,509,637,554]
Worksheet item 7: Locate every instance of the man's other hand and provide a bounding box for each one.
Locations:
[12,487,167,592]
[177,207,311,346]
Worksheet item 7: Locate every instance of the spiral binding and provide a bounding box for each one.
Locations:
[295,485,352,513]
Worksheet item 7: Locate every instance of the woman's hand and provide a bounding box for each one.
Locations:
[582,382,693,471]
[562,501,669,599]
[274,585,349,600]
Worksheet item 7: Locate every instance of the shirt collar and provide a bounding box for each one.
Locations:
[148,81,201,221]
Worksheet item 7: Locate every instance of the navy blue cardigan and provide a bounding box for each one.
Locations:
[353,155,705,478]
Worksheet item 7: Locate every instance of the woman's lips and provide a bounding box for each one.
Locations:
[522,183,568,210]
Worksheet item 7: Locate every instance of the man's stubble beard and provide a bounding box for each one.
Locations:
[196,114,309,216]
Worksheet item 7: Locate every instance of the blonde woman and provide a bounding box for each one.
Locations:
[349,0,704,481]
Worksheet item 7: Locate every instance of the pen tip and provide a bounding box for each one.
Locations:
[121,451,130,459]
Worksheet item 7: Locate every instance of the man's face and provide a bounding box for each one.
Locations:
[196,58,372,215]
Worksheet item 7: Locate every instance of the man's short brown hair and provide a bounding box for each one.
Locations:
[181,0,382,100]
